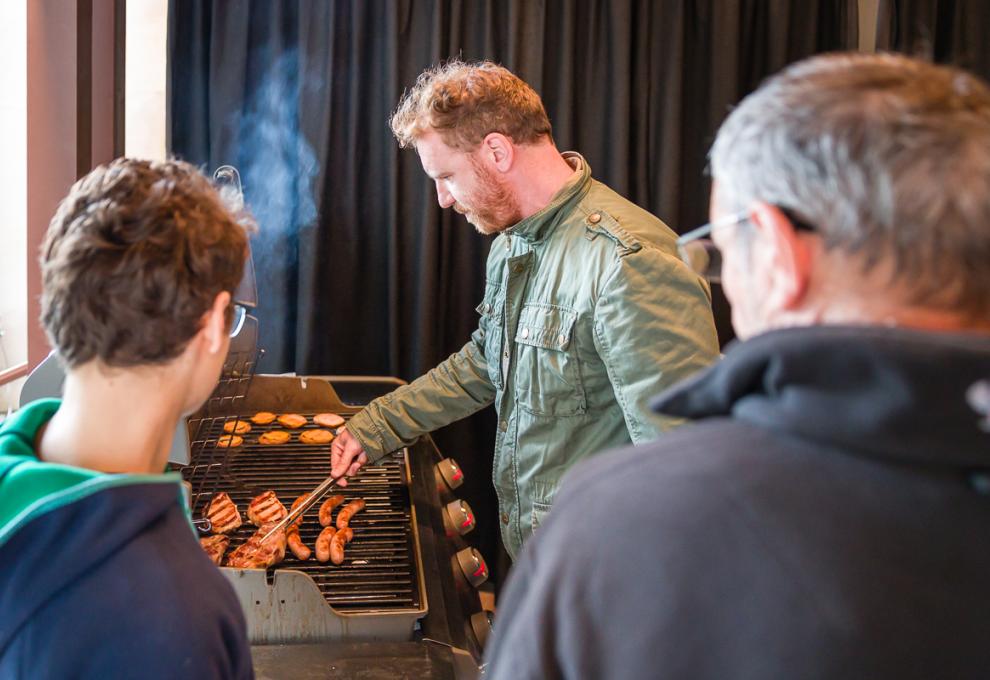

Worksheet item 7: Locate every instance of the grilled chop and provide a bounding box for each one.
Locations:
[199,535,229,566]
[247,490,288,526]
[226,522,287,569]
[205,492,242,534]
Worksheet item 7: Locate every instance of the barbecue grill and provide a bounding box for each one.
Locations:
[182,379,427,642]
[180,374,491,678]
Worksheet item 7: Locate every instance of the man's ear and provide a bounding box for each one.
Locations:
[481,133,514,172]
[748,203,812,310]
[201,291,231,354]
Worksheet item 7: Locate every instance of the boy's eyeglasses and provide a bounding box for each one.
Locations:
[230,304,247,337]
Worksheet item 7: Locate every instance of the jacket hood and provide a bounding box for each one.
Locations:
[0,399,187,654]
[651,326,990,468]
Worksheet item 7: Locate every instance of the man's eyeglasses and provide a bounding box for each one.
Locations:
[676,208,816,283]
[230,304,247,337]
[676,212,748,283]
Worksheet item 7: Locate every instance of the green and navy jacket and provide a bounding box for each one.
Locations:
[346,154,720,558]
[0,399,252,679]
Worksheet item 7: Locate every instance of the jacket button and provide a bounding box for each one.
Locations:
[521,328,530,339]
[484,303,492,313]
[558,334,566,346]
[588,212,602,224]
[503,350,509,359]
[499,420,508,432]
[500,513,509,524]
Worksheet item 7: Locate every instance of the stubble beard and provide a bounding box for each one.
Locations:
[460,160,524,236]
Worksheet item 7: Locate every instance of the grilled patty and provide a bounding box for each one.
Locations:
[277,413,308,429]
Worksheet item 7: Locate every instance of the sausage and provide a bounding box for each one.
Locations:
[336,499,366,530]
[287,529,311,561]
[289,494,309,529]
[319,495,346,527]
[315,526,337,563]
[330,527,354,565]
[283,494,312,560]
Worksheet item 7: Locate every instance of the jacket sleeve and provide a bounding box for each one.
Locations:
[592,246,720,442]
[345,324,497,456]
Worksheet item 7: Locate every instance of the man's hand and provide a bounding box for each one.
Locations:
[330,427,369,487]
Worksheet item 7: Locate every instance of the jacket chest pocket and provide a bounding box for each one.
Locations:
[513,304,586,417]
[475,284,505,390]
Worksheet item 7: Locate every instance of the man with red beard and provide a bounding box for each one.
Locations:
[332,60,719,559]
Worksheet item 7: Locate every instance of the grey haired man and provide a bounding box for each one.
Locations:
[484,52,990,680]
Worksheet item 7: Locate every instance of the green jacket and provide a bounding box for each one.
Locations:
[347,154,719,558]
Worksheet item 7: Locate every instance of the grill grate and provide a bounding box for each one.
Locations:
[181,415,422,612]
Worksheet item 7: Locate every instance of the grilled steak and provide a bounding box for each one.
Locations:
[247,490,288,526]
[205,492,242,534]
[226,522,287,569]
[199,535,229,566]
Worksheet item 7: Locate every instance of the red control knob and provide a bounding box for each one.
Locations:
[443,499,476,536]
[455,547,489,588]
[436,458,464,491]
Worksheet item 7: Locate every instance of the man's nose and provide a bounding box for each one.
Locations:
[436,183,455,209]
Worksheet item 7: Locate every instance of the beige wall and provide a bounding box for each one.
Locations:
[0,1,28,413]
[125,0,168,161]
[859,0,880,52]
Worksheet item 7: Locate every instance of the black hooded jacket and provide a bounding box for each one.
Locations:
[484,326,990,680]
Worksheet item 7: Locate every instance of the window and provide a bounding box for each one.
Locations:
[0,1,27,414]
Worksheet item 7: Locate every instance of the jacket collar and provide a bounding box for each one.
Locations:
[652,325,990,468]
[505,152,592,244]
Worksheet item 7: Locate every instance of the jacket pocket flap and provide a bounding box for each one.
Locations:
[475,288,503,320]
[514,304,577,350]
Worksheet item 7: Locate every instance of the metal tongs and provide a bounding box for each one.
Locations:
[259,471,348,542]
[259,448,393,542]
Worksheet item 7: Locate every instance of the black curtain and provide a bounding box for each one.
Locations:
[168,0,857,585]
[877,0,990,80]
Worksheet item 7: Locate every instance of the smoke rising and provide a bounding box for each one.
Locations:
[230,49,321,371]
